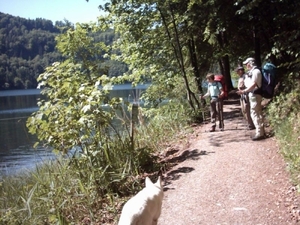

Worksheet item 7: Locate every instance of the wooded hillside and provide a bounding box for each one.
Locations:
[0,12,63,89]
[0,12,127,90]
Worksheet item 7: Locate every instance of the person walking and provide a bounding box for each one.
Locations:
[201,73,224,132]
[236,66,255,130]
[237,58,265,140]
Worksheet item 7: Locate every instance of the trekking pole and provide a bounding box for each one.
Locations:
[236,95,243,130]
[199,94,206,124]
[237,104,244,130]
[237,95,249,132]
[218,99,224,130]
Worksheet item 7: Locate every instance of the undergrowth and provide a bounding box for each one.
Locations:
[268,85,300,186]
[0,101,194,225]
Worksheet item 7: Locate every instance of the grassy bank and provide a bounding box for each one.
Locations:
[2,91,300,224]
[0,101,196,225]
[267,88,300,185]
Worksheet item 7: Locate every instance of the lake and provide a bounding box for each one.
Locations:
[0,84,149,176]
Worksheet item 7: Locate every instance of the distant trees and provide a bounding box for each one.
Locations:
[0,12,127,90]
[0,12,63,90]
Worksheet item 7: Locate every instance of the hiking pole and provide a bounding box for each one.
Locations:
[199,94,207,124]
[218,99,224,131]
[237,94,249,132]
[236,95,243,130]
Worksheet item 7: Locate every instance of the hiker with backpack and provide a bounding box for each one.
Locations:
[236,66,255,130]
[237,58,265,141]
[200,73,224,132]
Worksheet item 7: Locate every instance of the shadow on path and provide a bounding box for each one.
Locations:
[162,149,214,191]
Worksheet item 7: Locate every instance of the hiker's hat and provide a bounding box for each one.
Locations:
[243,57,255,65]
[235,66,244,72]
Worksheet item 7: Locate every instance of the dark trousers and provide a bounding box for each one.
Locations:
[210,98,224,129]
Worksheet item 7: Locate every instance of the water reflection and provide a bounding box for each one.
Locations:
[0,110,54,175]
[0,85,148,175]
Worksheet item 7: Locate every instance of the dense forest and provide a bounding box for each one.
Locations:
[0,12,127,90]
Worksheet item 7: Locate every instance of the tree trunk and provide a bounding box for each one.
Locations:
[188,37,203,94]
[253,26,262,68]
[222,55,233,91]
[159,5,198,111]
[217,32,234,91]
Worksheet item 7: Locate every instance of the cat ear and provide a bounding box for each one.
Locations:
[155,176,162,188]
[145,177,152,187]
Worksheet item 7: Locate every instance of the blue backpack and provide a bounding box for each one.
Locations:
[254,63,277,98]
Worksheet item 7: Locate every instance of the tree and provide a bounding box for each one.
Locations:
[27,23,113,153]
[234,0,300,90]
[98,0,220,111]
[98,0,300,105]
[27,23,152,200]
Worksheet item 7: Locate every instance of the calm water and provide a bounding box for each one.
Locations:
[0,85,148,175]
[0,90,50,175]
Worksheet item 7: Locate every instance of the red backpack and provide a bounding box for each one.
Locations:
[214,74,228,99]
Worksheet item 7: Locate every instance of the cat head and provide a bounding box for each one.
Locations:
[145,176,162,189]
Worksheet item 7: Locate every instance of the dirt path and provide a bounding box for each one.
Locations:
[159,99,300,225]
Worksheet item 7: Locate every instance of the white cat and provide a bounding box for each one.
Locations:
[118,176,164,225]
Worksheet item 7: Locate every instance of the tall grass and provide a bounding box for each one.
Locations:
[0,101,193,224]
[135,101,193,151]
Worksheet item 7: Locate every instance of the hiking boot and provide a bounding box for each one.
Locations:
[219,123,224,131]
[251,135,265,141]
[248,125,255,130]
[209,127,216,132]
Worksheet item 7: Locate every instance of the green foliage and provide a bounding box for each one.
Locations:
[98,0,214,111]
[138,99,200,146]
[17,20,199,221]
[0,159,122,224]
[271,112,300,183]
[267,84,300,184]
[2,89,195,224]
[18,22,169,224]
[268,85,300,128]
[26,24,146,179]
[3,0,300,222]
[1,99,192,224]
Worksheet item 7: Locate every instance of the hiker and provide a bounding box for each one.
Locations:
[237,58,265,141]
[201,73,224,132]
[236,66,255,130]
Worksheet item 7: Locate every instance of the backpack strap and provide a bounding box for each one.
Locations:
[249,67,262,89]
